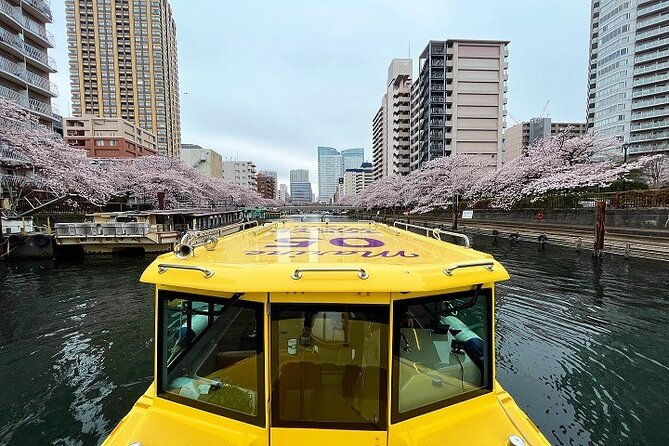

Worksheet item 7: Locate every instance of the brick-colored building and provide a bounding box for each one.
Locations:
[64,116,158,158]
[256,173,276,200]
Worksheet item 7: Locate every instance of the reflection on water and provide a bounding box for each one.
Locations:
[0,222,668,445]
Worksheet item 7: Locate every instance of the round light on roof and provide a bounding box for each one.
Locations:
[509,435,526,446]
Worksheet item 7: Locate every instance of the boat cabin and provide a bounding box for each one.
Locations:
[103,221,548,445]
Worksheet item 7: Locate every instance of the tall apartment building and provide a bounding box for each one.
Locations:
[372,102,386,180]
[277,183,289,204]
[256,173,276,200]
[372,59,412,180]
[503,118,587,162]
[317,147,364,203]
[180,144,222,177]
[0,0,59,128]
[410,39,509,171]
[222,160,257,190]
[64,116,158,157]
[259,169,278,198]
[65,0,181,156]
[588,0,669,156]
[342,161,374,198]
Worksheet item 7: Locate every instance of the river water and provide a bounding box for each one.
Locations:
[0,226,668,445]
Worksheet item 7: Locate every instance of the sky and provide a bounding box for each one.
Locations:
[50,0,591,195]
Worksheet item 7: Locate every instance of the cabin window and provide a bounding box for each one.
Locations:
[157,291,265,427]
[391,288,493,423]
[270,304,388,430]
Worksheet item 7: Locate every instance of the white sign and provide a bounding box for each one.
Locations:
[462,210,474,219]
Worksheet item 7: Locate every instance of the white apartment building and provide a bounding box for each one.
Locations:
[588,0,669,156]
[222,160,257,190]
[180,144,222,177]
[341,162,374,198]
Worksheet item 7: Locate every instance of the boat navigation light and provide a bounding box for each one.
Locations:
[509,435,526,446]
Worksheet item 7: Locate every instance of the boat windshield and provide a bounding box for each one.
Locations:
[391,288,493,422]
[157,291,265,426]
[271,304,389,430]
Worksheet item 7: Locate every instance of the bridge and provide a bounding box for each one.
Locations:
[276,205,359,212]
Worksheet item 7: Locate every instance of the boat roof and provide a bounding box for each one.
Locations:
[141,221,509,294]
[85,209,241,218]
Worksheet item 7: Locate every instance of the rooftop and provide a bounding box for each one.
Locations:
[141,221,509,295]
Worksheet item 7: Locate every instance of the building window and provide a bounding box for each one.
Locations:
[95,140,105,146]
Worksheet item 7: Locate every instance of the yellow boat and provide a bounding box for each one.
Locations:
[103,220,550,446]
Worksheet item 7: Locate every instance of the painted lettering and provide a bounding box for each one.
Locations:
[330,237,385,248]
[360,250,420,258]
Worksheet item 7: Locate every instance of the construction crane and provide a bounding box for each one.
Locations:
[539,100,550,118]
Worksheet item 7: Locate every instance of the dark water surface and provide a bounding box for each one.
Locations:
[1,234,668,445]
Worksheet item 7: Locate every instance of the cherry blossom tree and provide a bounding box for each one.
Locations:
[0,97,268,211]
[641,154,669,189]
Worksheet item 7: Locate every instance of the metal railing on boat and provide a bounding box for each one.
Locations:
[392,221,470,248]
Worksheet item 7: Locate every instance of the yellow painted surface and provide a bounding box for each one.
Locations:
[102,222,550,446]
[141,222,509,295]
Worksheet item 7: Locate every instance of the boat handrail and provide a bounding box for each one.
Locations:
[291,267,369,280]
[157,263,215,278]
[393,221,470,248]
[443,260,494,276]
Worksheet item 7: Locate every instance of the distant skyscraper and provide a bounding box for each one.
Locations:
[373,59,412,180]
[410,39,508,171]
[318,147,365,203]
[587,1,669,156]
[290,169,310,183]
[0,0,59,128]
[65,0,181,156]
[278,183,289,203]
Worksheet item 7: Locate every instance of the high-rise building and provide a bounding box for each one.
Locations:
[317,146,342,203]
[0,0,59,128]
[259,169,278,198]
[180,144,222,177]
[63,116,158,157]
[410,39,509,171]
[342,162,374,199]
[372,103,387,180]
[256,173,276,200]
[341,148,364,171]
[65,0,181,157]
[373,59,412,180]
[278,183,289,203]
[317,147,364,203]
[290,182,312,204]
[290,169,310,183]
[503,118,587,162]
[587,1,669,156]
[222,160,257,189]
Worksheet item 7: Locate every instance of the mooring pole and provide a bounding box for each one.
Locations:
[593,200,606,258]
[452,194,459,231]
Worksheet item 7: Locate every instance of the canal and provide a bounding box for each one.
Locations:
[0,227,668,445]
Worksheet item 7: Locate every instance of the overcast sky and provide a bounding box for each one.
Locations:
[50,0,590,193]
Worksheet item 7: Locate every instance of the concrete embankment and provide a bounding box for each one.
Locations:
[365,212,669,262]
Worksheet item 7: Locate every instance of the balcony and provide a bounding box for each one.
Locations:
[629,129,669,142]
[636,23,669,41]
[635,47,669,64]
[23,41,56,71]
[637,12,669,29]
[0,26,24,54]
[0,53,22,79]
[631,118,669,132]
[632,95,669,109]
[638,0,669,16]
[634,60,669,75]
[635,72,669,87]
[632,106,669,120]
[0,0,22,25]
[22,0,52,22]
[24,69,57,96]
[636,35,669,52]
[22,15,55,47]
[633,83,669,98]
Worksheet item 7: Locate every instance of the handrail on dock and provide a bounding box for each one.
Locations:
[393,221,470,248]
